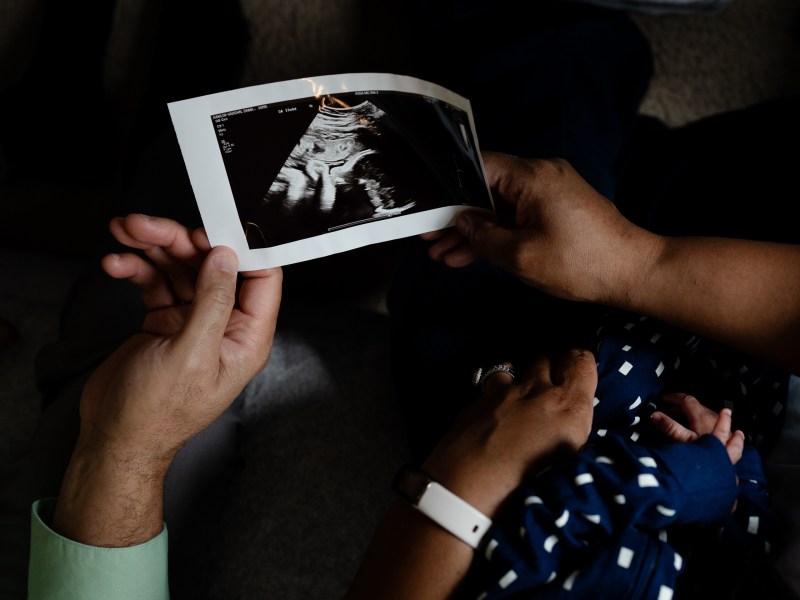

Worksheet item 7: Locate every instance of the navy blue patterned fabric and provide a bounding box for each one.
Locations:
[591,310,788,456]
[468,434,737,599]
[467,310,789,599]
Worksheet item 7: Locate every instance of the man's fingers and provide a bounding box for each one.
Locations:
[111,214,205,269]
[176,246,238,358]
[144,246,199,303]
[236,266,283,362]
[191,227,212,252]
[101,252,177,310]
[110,215,207,302]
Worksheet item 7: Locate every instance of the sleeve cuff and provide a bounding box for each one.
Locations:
[650,435,739,525]
[28,498,170,600]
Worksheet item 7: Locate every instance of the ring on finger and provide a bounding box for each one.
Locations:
[472,362,515,390]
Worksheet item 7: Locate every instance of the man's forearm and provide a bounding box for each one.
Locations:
[52,434,169,547]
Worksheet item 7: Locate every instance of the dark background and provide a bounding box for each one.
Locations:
[0,0,254,258]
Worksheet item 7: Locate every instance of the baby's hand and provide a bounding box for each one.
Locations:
[651,392,745,465]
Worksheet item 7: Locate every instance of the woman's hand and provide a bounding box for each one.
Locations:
[421,349,597,518]
[424,152,660,306]
[345,349,597,600]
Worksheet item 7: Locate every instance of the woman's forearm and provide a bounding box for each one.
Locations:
[624,235,800,374]
[344,500,475,600]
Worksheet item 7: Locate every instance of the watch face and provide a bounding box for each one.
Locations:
[393,466,430,506]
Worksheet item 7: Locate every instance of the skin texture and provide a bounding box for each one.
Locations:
[52,214,282,547]
[426,152,800,375]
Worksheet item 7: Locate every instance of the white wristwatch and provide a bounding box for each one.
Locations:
[393,465,492,549]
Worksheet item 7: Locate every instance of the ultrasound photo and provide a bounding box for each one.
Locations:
[169,73,494,269]
[263,100,417,232]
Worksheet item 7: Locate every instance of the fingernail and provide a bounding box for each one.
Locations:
[212,252,237,273]
[137,213,155,220]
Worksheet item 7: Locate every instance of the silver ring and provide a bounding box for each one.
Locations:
[472,362,515,389]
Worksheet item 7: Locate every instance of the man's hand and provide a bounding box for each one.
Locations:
[52,214,282,546]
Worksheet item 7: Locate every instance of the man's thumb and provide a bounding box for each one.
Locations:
[179,246,238,351]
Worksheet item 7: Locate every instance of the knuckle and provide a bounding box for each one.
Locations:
[531,157,561,176]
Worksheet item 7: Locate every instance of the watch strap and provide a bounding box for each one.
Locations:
[393,465,492,549]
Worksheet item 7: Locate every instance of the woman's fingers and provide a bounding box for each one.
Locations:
[175,247,238,364]
[427,229,476,266]
[479,362,517,396]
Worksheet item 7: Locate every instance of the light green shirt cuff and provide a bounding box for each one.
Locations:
[28,498,170,600]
